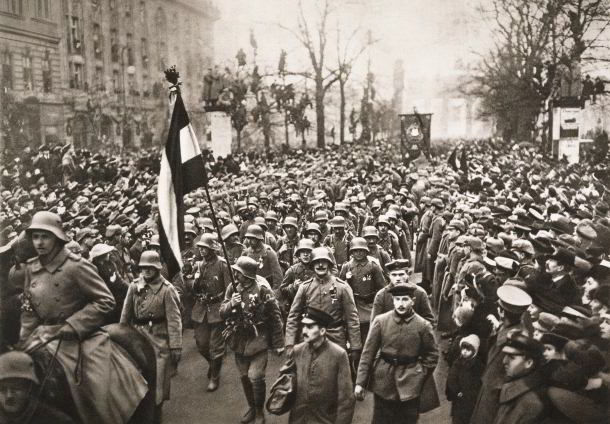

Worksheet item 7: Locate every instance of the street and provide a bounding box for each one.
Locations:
[164,273,452,424]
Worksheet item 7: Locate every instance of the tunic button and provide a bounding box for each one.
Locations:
[31,282,37,288]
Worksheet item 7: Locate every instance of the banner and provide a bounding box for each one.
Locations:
[400,113,432,160]
[208,111,233,158]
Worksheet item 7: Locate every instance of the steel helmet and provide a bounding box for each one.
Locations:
[89,243,115,261]
[362,226,379,239]
[139,250,163,270]
[305,223,322,236]
[27,211,68,242]
[247,197,259,207]
[185,223,197,236]
[0,351,39,384]
[201,217,215,231]
[295,239,315,255]
[314,210,329,222]
[236,201,248,212]
[386,210,398,221]
[371,200,382,210]
[254,216,268,231]
[311,247,334,265]
[334,202,348,213]
[282,217,298,229]
[350,237,369,253]
[149,234,160,247]
[196,233,219,250]
[376,215,391,227]
[329,216,346,228]
[221,224,239,241]
[265,210,279,222]
[245,224,265,240]
[232,256,258,279]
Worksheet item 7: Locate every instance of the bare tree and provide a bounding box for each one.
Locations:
[280,0,340,148]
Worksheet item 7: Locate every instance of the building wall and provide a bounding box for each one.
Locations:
[0,0,219,152]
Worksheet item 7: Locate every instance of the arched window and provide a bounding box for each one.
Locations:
[22,48,33,90]
[42,50,52,92]
[1,48,12,90]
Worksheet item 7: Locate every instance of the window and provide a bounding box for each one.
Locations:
[108,0,115,10]
[42,50,52,92]
[128,73,137,95]
[67,16,82,53]
[112,69,119,93]
[110,29,118,62]
[22,49,33,90]
[1,49,12,90]
[139,1,146,25]
[0,0,23,15]
[93,23,103,59]
[141,37,148,69]
[94,66,103,91]
[124,0,132,17]
[69,61,83,89]
[35,0,50,19]
[142,73,149,97]
[126,33,134,66]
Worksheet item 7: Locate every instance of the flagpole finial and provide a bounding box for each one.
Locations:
[164,66,182,92]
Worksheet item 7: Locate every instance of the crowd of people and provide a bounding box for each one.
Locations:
[0,136,609,424]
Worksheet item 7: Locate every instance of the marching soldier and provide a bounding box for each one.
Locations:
[221,224,244,265]
[362,226,392,272]
[377,216,403,260]
[285,247,361,358]
[324,216,353,271]
[189,234,231,392]
[241,225,283,290]
[355,284,439,424]
[414,197,433,273]
[277,217,300,272]
[220,257,284,424]
[279,239,315,316]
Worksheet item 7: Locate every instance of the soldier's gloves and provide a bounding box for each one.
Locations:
[58,325,78,340]
[170,348,182,364]
[354,384,366,401]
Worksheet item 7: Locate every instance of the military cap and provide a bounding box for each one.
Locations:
[549,214,574,235]
[486,237,505,253]
[483,256,496,269]
[301,306,334,327]
[466,236,485,251]
[512,239,535,256]
[502,332,543,360]
[105,224,122,238]
[495,256,519,273]
[186,207,201,215]
[553,320,584,340]
[503,278,528,291]
[533,312,560,333]
[388,283,416,297]
[497,285,531,314]
[576,221,597,241]
[561,306,591,321]
[386,259,411,272]
[431,198,444,208]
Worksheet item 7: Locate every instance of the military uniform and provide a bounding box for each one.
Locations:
[225,240,244,265]
[414,208,433,272]
[241,244,283,290]
[277,235,299,271]
[371,283,435,323]
[279,262,315,315]
[285,275,361,351]
[379,232,402,260]
[121,274,183,404]
[324,232,352,271]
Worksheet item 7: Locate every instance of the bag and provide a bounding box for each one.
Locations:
[266,362,297,415]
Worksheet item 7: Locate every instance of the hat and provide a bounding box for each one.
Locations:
[553,320,584,340]
[459,334,481,355]
[502,331,544,360]
[388,283,416,297]
[301,306,334,327]
[0,351,39,384]
[533,312,560,333]
[386,259,411,273]
[497,285,532,314]
[232,257,258,280]
[549,248,575,267]
[105,224,122,238]
[495,256,519,273]
[561,306,591,321]
[576,221,597,241]
[540,333,569,350]
[466,236,485,251]
[89,243,115,260]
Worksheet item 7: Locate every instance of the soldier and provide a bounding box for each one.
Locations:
[313,210,331,241]
[279,239,315,316]
[340,237,386,346]
[189,234,231,392]
[253,216,278,251]
[386,209,412,263]
[220,257,284,424]
[264,210,281,239]
[371,259,434,323]
[377,215,402,260]
[362,225,392,272]
[324,216,352,271]
[241,224,283,290]
[414,196,433,273]
[285,247,361,357]
[221,224,244,265]
[285,307,355,424]
[355,284,439,424]
[422,199,445,294]
[121,250,183,422]
[277,217,299,271]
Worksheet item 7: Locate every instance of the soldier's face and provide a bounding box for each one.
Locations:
[228,234,240,244]
[0,379,31,415]
[31,230,57,258]
[312,260,329,277]
[352,250,367,261]
[393,295,414,315]
[298,251,312,264]
[389,270,408,285]
[377,224,388,235]
[141,266,158,280]
[198,246,213,259]
[302,322,325,344]
[502,348,532,380]
[284,226,296,238]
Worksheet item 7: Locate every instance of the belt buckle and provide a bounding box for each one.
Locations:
[392,358,399,366]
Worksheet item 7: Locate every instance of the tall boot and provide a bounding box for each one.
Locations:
[252,379,266,424]
[154,402,164,424]
[207,357,223,392]
[202,353,212,378]
[240,376,255,424]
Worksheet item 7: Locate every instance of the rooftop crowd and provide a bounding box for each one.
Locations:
[0,137,608,424]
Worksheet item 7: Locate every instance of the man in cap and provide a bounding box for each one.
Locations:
[241,224,283,290]
[21,211,147,424]
[285,306,355,424]
[0,351,75,423]
[355,283,439,423]
[188,234,231,391]
[471,285,532,424]
[371,259,434,322]
[340,237,386,348]
[492,332,547,423]
[285,247,361,357]
[220,256,284,424]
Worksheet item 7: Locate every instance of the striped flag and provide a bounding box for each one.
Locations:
[158,69,207,279]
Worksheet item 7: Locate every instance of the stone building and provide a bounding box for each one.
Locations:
[0,0,219,152]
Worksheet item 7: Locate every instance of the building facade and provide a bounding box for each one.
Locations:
[1,0,219,152]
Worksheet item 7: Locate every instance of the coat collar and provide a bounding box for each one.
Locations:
[499,370,544,403]
[31,246,70,274]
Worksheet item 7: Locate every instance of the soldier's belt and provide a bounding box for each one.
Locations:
[379,352,418,366]
[133,317,166,325]
[353,292,376,302]
[196,292,224,304]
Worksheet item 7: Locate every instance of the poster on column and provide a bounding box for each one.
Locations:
[208,111,232,158]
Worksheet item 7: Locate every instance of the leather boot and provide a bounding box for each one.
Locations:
[252,379,266,424]
[206,358,222,392]
[240,376,255,423]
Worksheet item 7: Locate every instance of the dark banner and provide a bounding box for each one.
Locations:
[400,113,432,160]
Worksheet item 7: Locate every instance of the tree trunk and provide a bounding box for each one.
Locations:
[339,79,346,144]
[284,113,290,148]
[315,83,325,148]
[236,128,242,152]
